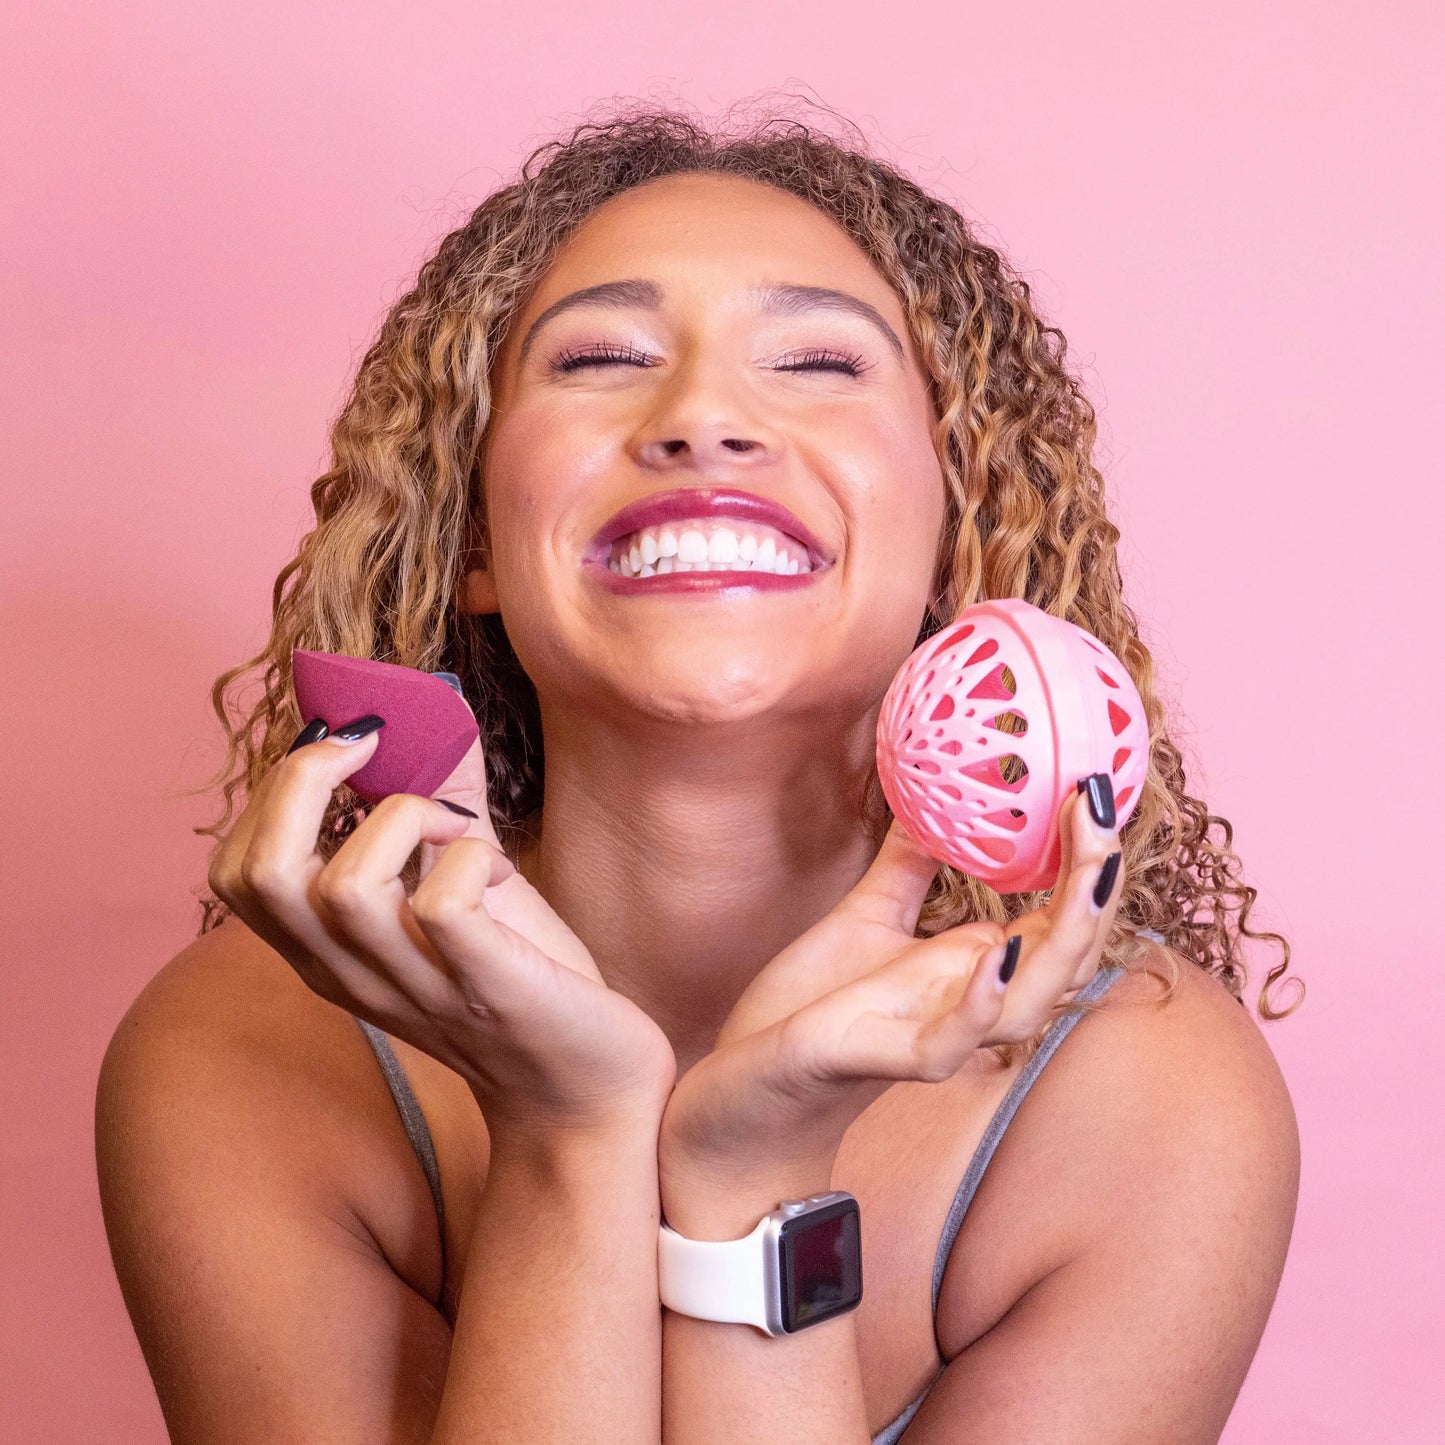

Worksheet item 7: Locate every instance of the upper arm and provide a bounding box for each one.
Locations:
[95,939,454,1445]
[913,958,1300,1443]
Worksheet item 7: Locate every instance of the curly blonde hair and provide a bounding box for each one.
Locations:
[190,93,1303,1062]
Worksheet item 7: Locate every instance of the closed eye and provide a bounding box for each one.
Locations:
[549,345,872,377]
[551,343,654,372]
[775,348,871,377]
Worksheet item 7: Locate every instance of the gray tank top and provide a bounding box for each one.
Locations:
[354,942,1153,1444]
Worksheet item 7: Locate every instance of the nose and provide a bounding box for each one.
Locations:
[633,362,779,472]
[642,434,764,464]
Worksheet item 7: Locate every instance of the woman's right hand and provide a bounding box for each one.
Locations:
[207,717,677,1138]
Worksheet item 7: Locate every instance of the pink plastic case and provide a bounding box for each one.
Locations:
[875,598,1148,893]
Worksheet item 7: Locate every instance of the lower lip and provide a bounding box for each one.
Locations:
[582,558,831,595]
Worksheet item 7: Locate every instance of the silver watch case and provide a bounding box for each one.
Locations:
[759,1189,863,1336]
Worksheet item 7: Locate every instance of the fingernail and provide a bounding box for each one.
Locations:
[431,671,465,697]
[287,718,329,753]
[1092,852,1122,912]
[332,714,385,743]
[996,934,1022,988]
[1077,773,1116,831]
[436,799,478,819]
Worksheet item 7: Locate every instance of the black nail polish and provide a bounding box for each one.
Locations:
[1077,772,1116,831]
[436,799,478,819]
[998,933,1022,984]
[286,718,329,753]
[332,714,385,741]
[1093,852,1122,909]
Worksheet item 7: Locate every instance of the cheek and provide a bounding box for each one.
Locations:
[839,424,947,567]
[890,426,948,555]
[482,410,607,559]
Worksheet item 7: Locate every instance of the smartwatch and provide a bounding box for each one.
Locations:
[658,1191,863,1337]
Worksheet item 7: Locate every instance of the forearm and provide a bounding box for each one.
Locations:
[659,1150,872,1445]
[431,1115,665,1445]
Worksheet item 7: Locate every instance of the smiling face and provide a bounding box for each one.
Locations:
[465,171,948,731]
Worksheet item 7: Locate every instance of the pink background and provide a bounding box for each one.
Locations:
[3,4,1440,1440]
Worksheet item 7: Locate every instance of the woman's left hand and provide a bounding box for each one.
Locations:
[657,777,1124,1205]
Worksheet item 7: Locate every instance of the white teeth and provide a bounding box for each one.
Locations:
[604,518,826,580]
[676,529,710,564]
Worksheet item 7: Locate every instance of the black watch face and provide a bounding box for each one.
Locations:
[778,1197,863,1333]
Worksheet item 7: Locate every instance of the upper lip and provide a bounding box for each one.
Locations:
[585,487,834,569]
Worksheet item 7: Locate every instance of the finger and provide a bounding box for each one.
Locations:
[414,733,509,882]
[1067,772,1119,881]
[236,726,385,940]
[208,720,322,899]
[306,791,492,1007]
[428,737,503,844]
[1053,779,1079,896]
[905,931,1015,1079]
[839,816,943,933]
[422,830,603,985]
[321,791,490,918]
[1066,772,1123,985]
[782,925,1007,1086]
[774,919,999,1080]
[206,725,352,965]
[412,832,518,905]
[1049,773,1117,909]
[409,838,565,1019]
[989,805,1123,1039]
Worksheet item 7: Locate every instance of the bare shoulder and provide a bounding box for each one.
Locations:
[97,916,454,1310]
[1057,947,1301,1197]
[937,946,1301,1361]
[1036,946,1300,1169]
[94,916,466,1442]
[103,914,334,1062]
[98,916,344,1151]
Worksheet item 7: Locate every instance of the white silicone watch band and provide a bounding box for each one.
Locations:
[658,1216,775,1331]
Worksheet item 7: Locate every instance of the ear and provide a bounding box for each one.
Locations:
[456,560,500,615]
[455,502,499,615]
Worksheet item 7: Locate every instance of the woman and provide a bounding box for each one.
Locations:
[96,101,1302,1443]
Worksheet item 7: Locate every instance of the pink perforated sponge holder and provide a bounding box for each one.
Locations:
[875,598,1148,893]
[291,650,480,806]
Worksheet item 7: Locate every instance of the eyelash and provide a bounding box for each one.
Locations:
[549,344,871,377]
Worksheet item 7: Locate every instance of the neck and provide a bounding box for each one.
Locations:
[511,706,884,1077]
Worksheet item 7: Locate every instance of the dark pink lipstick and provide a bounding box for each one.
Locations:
[582,560,825,596]
[584,486,834,570]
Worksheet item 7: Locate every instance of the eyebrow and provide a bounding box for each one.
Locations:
[515,278,907,366]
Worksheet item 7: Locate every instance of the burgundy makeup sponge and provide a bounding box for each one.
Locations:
[291,650,481,806]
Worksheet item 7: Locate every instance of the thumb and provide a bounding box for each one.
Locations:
[429,735,504,852]
[843,817,943,933]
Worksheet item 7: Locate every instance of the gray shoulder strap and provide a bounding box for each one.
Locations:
[927,942,1159,1343]
[874,947,1153,1445]
[352,1017,448,1291]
